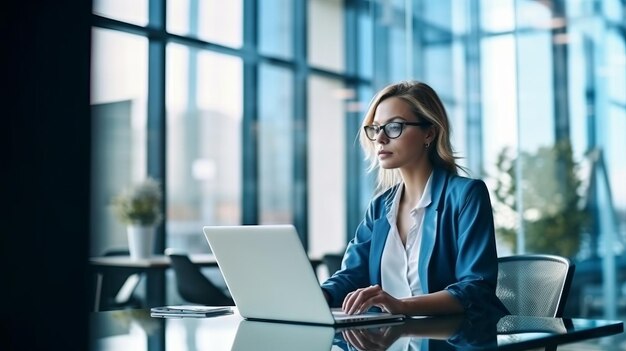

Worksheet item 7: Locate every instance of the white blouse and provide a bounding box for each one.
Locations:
[380,173,433,299]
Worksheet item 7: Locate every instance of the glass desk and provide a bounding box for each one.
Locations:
[90,308,623,351]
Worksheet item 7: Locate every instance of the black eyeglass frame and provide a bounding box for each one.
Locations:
[363,121,432,141]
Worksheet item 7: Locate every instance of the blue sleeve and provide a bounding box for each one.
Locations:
[321,204,375,307]
[444,180,508,317]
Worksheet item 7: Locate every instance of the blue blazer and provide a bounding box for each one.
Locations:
[321,167,509,317]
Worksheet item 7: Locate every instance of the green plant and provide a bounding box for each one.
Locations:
[492,140,588,257]
[112,177,163,226]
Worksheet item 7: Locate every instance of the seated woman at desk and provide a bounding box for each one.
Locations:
[321,81,508,317]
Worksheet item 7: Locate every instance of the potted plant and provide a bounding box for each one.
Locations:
[112,177,163,260]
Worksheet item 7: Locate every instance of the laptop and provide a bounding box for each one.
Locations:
[202,224,405,326]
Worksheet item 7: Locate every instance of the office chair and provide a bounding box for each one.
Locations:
[323,252,344,277]
[496,254,575,317]
[94,249,143,311]
[165,249,234,306]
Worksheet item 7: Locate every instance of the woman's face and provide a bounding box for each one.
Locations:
[371,97,433,171]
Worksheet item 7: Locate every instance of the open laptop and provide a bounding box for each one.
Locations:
[202,224,405,326]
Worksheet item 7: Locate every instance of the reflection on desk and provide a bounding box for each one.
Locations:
[90,308,623,351]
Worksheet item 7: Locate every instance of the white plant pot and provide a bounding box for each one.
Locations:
[127,224,155,260]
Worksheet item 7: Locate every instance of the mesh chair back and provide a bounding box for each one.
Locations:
[166,249,234,306]
[496,254,575,317]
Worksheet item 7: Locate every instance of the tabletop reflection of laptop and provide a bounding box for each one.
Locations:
[202,224,405,326]
[231,320,335,351]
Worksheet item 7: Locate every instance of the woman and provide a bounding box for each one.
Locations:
[321,81,508,318]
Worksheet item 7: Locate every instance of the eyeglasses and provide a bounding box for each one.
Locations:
[363,121,431,141]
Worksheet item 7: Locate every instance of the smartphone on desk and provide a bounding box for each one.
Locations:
[150,305,233,318]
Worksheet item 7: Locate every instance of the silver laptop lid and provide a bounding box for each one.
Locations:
[203,225,335,325]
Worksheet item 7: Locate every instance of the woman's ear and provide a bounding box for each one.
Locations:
[425,125,437,145]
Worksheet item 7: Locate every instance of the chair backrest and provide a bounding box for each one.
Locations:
[323,253,343,276]
[496,254,575,317]
[165,249,234,306]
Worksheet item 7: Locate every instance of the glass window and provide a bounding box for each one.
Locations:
[449,41,467,167]
[450,1,469,34]
[565,11,626,266]
[308,0,345,72]
[605,107,626,213]
[421,1,454,32]
[424,45,454,98]
[259,0,293,59]
[166,44,243,252]
[480,0,514,33]
[447,100,467,171]
[480,34,518,257]
[357,85,374,215]
[389,26,408,82]
[566,0,595,19]
[565,27,588,159]
[258,64,294,223]
[605,32,626,218]
[516,31,555,151]
[167,0,243,48]
[357,9,373,79]
[90,28,148,255]
[308,76,346,257]
[515,0,552,31]
[481,34,518,178]
[602,0,624,22]
[93,0,148,26]
[607,31,626,104]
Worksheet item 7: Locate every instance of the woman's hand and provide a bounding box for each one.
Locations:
[342,285,404,314]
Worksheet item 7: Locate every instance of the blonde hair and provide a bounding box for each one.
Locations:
[359,81,463,192]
